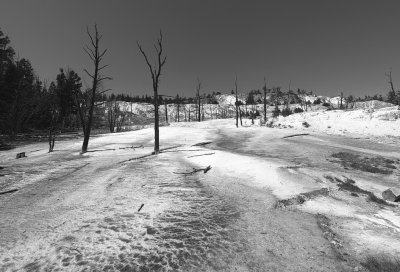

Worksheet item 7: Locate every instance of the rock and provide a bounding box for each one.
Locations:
[395,195,400,203]
[16,152,26,159]
[382,189,396,202]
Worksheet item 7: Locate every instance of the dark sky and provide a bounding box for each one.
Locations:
[1,0,400,98]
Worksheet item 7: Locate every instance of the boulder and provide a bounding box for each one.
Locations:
[382,189,397,202]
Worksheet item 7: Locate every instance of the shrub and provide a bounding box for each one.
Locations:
[272,107,280,117]
[294,107,304,113]
[302,121,310,128]
[281,108,292,117]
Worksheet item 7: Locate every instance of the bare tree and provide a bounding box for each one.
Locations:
[196,78,202,122]
[262,77,268,124]
[76,24,111,153]
[106,101,125,133]
[176,94,180,122]
[235,75,239,128]
[340,91,344,109]
[137,31,167,154]
[159,94,174,124]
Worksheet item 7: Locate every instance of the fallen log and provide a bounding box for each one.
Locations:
[282,133,310,139]
[187,152,215,158]
[0,189,18,195]
[173,165,212,175]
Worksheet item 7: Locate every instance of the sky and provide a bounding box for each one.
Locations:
[1,0,400,98]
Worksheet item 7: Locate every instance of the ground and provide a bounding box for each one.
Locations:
[1,119,399,271]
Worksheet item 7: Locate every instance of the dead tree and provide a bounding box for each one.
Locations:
[263,77,267,124]
[286,81,291,110]
[385,70,399,105]
[106,101,119,132]
[159,94,174,124]
[196,78,202,122]
[235,75,239,128]
[340,92,344,109]
[176,94,180,122]
[137,31,167,154]
[164,99,168,124]
[48,106,59,152]
[77,24,111,153]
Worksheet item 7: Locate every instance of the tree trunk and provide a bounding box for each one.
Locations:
[154,87,159,154]
[263,89,267,123]
[164,101,168,124]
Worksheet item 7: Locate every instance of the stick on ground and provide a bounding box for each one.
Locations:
[192,141,212,147]
[0,189,18,195]
[119,145,143,150]
[282,133,310,139]
[173,165,212,175]
[138,203,144,212]
[187,152,215,158]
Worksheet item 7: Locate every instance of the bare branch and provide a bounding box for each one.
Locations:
[86,26,96,50]
[98,64,109,71]
[83,46,95,62]
[99,48,108,59]
[137,41,155,77]
[98,76,113,82]
[83,69,95,79]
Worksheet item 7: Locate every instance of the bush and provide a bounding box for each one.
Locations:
[322,102,330,107]
[302,121,310,128]
[294,107,304,113]
[272,107,280,117]
[281,108,293,117]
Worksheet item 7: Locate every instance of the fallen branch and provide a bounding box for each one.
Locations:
[138,203,144,212]
[282,133,310,139]
[187,152,215,158]
[192,141,212,147]
[0,189,18,195]
[173,165,212,175]
[119,145,143,150]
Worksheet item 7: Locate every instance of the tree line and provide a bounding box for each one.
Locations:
[2,24,400,154]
